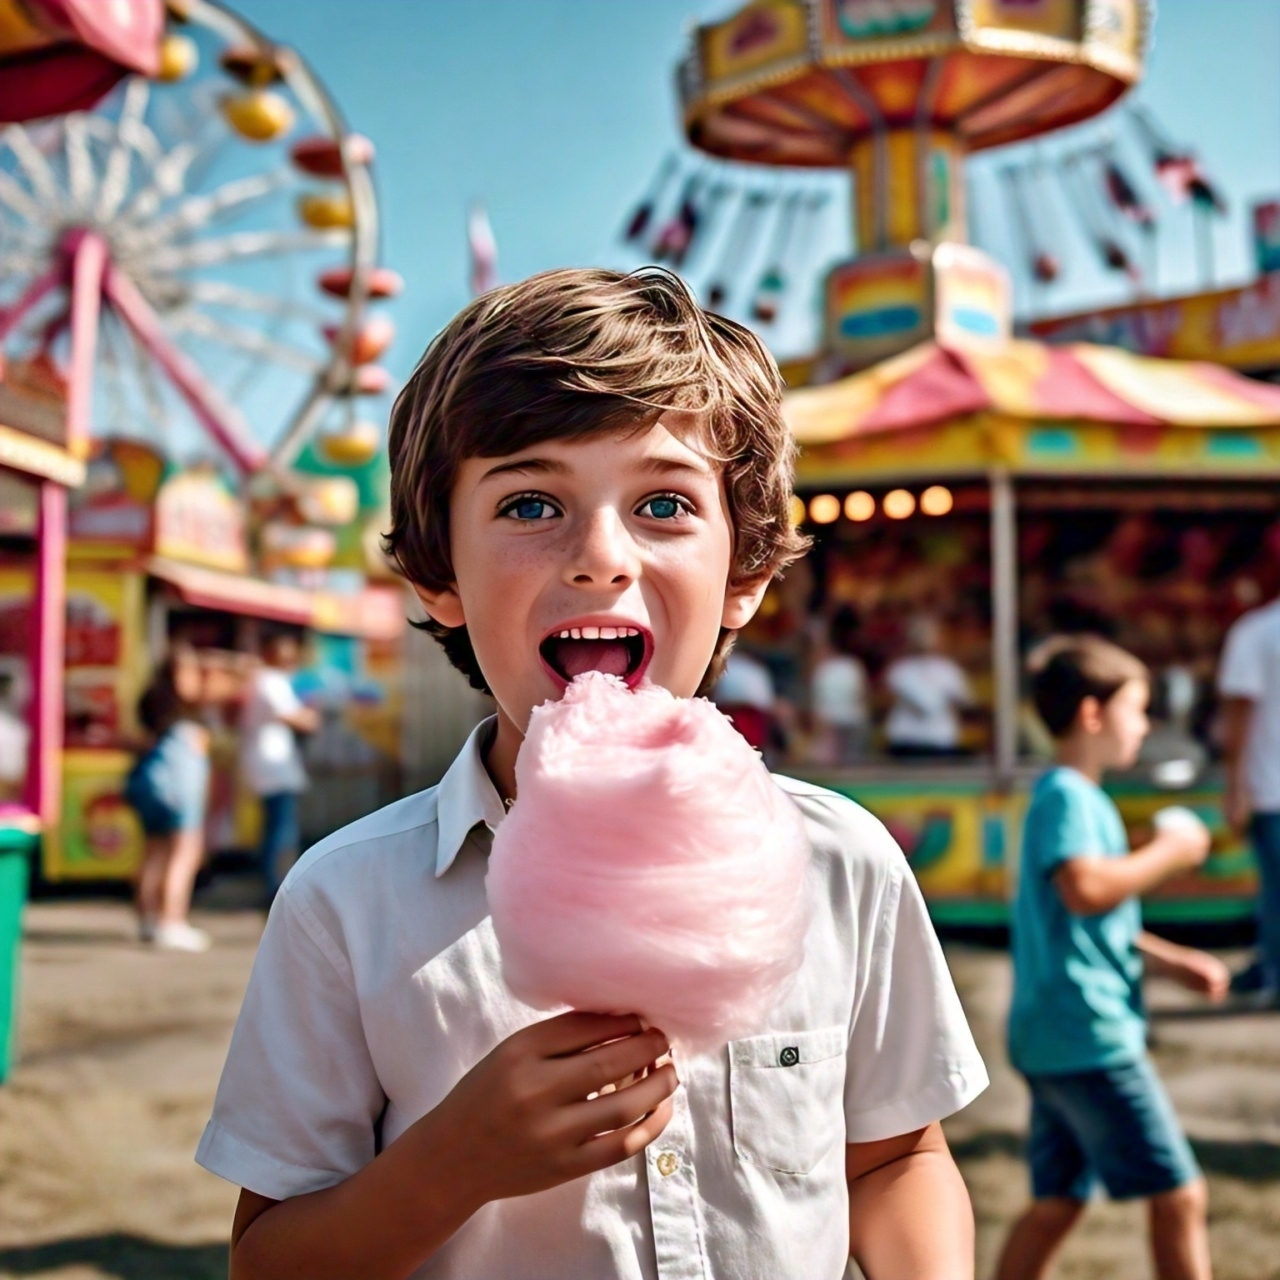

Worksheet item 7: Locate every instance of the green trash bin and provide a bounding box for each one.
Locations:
[0,823,35,1084]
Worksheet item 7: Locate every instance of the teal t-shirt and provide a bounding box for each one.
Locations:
[1007,767,1145,1075]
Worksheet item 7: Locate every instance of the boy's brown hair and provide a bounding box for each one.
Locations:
[383,267,809,693]
[1028,634,1149,738]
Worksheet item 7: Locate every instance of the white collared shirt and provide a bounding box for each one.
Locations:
[197,719,987,1279]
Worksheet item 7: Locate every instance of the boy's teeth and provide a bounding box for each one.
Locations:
[599,626,617,640]
[571,628,582,639]
[581,625,600,640]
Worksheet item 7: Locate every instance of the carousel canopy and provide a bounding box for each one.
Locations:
[787,337,1280,442]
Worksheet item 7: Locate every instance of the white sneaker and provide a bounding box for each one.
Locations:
[154,921,211,953]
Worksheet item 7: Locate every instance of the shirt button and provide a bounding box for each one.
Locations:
[655,1151,679,1177]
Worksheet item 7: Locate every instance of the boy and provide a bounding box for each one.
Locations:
[197,268,989,1279]
[995,637,1228,1280]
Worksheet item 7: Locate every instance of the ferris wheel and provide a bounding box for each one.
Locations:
[0,0,399,482]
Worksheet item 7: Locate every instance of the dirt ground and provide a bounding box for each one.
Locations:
[1,880,1277,1280]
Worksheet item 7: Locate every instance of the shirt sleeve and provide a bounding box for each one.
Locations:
[195,879,385,1199]
[260,669,304,718]
[1029,781,1099,877]
[1218,616,1264,700]
[843,838,988,1144]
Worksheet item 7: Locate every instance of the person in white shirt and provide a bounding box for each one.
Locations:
[1218,594,1280,1000]
[0,671,29,802]
[199,268,987,1279]
[710,647,777,754]
[809,606,869,766]
[883,613,973,758]
[238,630,319,899]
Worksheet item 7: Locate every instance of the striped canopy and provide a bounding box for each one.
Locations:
[785,338,1280,447]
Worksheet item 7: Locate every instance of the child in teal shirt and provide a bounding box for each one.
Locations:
[996,637,1228,1280]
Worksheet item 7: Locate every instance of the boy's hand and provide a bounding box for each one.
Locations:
[430,1012,677,1210]
[1152,820,1212,872]
[1168,949,1230,1001]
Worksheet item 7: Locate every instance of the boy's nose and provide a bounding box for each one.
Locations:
[565,508,639,588]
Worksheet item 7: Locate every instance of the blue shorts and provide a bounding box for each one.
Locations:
[1024,1057,1200,1202]
[124,726,209,836]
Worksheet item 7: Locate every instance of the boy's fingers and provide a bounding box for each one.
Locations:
[526,1011,648,1058]
[546,1029,671,1103]
[574,1092,676,1174]
[563,1062,679,1141]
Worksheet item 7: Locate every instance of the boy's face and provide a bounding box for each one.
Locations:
[415,412,767,735]
[1093,677,1150,770]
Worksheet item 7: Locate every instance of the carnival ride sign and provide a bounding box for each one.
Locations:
[153,468,248,573]
[699,0,809,93]
[825,251,930,363]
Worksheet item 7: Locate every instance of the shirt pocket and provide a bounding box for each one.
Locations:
[728,1025,847,1175]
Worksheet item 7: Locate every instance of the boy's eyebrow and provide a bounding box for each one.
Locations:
[642,456,716,479]
[478,455,715,482]
[479,457,569,481]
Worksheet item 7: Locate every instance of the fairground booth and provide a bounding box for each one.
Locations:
[0,428,405,885]
[783,262,1280,925]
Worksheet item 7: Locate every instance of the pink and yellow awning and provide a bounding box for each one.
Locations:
[786,337,1280,484]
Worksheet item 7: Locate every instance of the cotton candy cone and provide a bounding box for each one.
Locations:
[486,672,811,1052]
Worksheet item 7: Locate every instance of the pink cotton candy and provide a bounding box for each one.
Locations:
[486,671,811,1052]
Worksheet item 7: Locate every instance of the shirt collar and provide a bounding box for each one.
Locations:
[434,715,507,877]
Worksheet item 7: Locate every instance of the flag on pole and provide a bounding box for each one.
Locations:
[468,203,497,296]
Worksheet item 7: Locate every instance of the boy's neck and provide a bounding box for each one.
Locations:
[483,708,522,808]
[1054,735,1105,785]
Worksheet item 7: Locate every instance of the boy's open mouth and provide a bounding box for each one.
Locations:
[539,624,652,689]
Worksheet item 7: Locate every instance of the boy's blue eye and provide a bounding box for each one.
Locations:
[502,496,558,521]
[639,495,686,520]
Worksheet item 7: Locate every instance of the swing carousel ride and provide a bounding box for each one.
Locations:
[629,0,1280,926]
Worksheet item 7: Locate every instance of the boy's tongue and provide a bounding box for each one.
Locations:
[554,638,631,680]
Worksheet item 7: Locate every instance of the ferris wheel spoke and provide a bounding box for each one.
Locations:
[0,169,46,227]
[118,137,207,224]
[147,228,349,272]
[118,313,173,444]
[4,124,65,208]
[120,171,295,252]
[184,280,329,324]
[96,312,133,435]
[63,114,96,211]
[167,308,326,375]
[97,78,152,222]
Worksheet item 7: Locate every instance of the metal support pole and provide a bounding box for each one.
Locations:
[990,468,1019,786]
[64,230,107,459]
[25,481,67,827]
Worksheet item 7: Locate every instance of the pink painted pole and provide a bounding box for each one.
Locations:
[64,230,107,459]
[0,265,63,345]
[103,262,268,475]
[24,482,67,828]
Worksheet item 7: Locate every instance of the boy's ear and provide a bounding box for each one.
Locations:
[721,576,771,632]
[1077,694,1103,735]
[411,582,466,630]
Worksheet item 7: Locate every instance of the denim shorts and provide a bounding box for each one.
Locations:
[1024,1056,1200,1202]
[125,727,209,836]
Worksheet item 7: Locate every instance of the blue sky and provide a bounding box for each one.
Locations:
[238,0,1279,375]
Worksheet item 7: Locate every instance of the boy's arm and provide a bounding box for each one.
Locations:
[846,1123,973,1280]
[1053,826,1210,916]
[229,1013,676,1280]
[1220,696,1255,834]
[1135,930,1230,1000]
